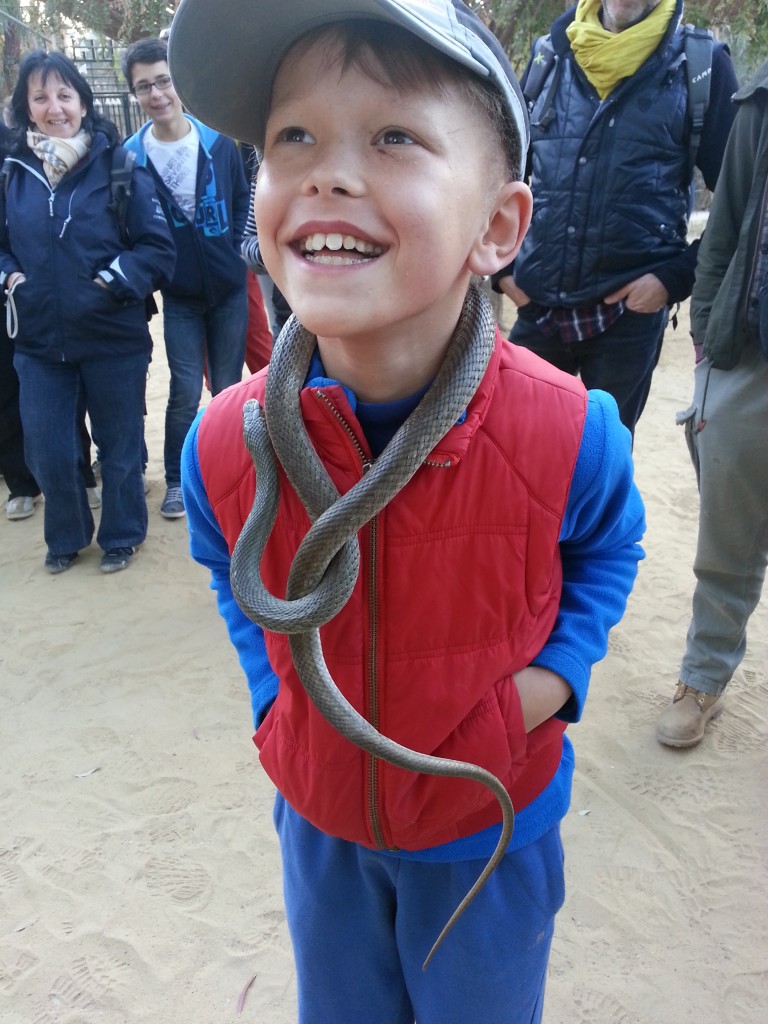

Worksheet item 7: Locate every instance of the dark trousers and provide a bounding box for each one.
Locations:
[15,351,149,555]
[509,304,668,436]
[162,285,248,487]
[0,332,39,499]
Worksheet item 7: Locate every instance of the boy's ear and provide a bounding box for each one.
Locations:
[467,181,533,278]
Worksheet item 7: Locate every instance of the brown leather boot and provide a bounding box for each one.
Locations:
[656,682,725,748]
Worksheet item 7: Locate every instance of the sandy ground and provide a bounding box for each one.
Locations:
[0,296,766,1024]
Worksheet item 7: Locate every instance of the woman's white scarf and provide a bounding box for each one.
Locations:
[26,127,92,187]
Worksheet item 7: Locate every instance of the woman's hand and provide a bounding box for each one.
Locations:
[6,272,26,290]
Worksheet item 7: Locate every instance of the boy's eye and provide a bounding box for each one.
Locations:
[276,126,313,144]
[376,128,415,146]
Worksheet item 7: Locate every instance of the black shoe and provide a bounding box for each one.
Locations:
[45,551,78,575]
[100,547,134,574]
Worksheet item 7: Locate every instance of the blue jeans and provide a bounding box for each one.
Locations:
[14,352,149,555]
[679,346,768,693]
[510,304,668,435]
[162,286,248,486]
[275,794,564,1024]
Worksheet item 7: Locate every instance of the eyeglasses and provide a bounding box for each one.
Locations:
[132,75,173,97]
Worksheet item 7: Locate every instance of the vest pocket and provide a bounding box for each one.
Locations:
[379,674,529,846]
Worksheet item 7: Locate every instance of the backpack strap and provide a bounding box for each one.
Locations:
[1,156,12,202]
[682,24,714,176]
[106,144,158,320]
[108,144,136,245]
[522,36,560,129]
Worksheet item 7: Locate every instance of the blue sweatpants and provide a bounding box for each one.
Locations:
[274,794,565,1024]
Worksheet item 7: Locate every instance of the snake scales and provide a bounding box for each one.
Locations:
[230,283,515,970]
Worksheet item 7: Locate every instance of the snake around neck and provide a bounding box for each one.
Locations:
[230,283,515,970]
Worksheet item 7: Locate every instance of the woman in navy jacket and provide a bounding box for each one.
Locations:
[0,51,175,574]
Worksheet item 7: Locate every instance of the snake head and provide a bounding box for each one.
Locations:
[242,398,263,445]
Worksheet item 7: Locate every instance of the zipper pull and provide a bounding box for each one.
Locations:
[48,194,54,217]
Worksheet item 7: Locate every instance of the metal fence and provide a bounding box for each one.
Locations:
[71,38,116,63]
[92,92,149,141]
[63,35,151,141]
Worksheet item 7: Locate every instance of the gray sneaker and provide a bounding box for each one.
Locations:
[7,495,38,520]
[160,485,185,519]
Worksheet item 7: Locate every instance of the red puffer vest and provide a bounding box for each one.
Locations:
[198,331,587,851]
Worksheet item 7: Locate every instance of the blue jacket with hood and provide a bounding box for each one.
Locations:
[502,0,738,308]
[0,130,175,362]
[124,116,249,305]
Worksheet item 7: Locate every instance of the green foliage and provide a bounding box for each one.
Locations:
[4,1,179,45]
[0,0,180,97]
[468,0,768,78]
[684,0,768,80]
[469,1,566,73]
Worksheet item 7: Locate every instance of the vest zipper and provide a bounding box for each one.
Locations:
[366,504,389,849]
[312,391,453,848]
[314,389,369,464]
[313,390,392,849]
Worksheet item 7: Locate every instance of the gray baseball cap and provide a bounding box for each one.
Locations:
[168,0,529,176]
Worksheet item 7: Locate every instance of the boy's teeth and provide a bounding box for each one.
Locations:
[303,232,381,256]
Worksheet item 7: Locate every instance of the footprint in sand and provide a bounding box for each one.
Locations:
[70,952,133,1001]
[145,812,197,846]
[0,863,21,890]
[571,989,634,1024]
[129,777,199,818]
[0,948,39,996]
[138,854,213,911]
[35,971,97,1019]
[28,844,103,892]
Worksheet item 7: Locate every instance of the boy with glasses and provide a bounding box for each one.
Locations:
[122,38,249,519]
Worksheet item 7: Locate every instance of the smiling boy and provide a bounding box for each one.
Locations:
[170,2,645,1021]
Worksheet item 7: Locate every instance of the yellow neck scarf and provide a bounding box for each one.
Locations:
[566,0,677,99]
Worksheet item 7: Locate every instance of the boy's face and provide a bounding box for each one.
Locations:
[130,60,183,127]
[255,39,529,353]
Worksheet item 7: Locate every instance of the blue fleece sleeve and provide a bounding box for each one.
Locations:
[532,389,645,722]
[181,410,279,730]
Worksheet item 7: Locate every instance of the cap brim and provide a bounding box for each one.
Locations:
[169,0,527,172]
[169,0,416,145]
